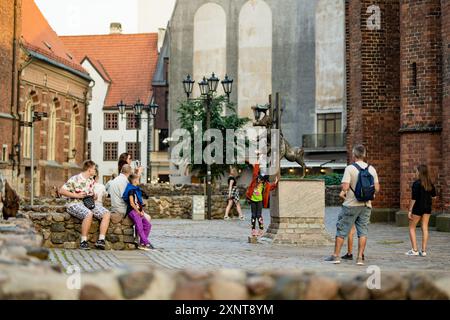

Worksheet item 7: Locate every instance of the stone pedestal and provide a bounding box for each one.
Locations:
[192,196,205,220]
[262,179,332,245]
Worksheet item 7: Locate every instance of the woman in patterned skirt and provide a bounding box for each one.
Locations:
[224,173,244,221]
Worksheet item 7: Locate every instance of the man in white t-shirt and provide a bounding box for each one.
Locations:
[107,165,132,215]
[325,145,380,265]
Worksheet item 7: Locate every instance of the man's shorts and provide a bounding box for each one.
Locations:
[66,202,109,220]
[336,205,371,238]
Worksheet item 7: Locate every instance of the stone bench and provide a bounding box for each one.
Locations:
[25,211,137,250]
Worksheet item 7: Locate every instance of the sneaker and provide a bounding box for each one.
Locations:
[239,216,245,221]
[224,216,230,220]
[405,249,419,256]
[324,255,341,264]
[80,241,90,250]
[341,253,353,260]
[356,257,364,266]
[251,229,258,237]
[95,239,106,250]
[420,251,427,257]
[137,244,151,251]
[146,243,155,250]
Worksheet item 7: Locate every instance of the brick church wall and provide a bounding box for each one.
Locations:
[399,0,443,211]
[346,0,401,210]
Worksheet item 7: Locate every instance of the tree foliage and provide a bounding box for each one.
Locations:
[176,95,250,181]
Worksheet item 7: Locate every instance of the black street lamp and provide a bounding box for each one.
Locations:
[182,73,234,220]
[117,99,159,183]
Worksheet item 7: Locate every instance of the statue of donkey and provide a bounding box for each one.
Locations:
[253,106,307,177]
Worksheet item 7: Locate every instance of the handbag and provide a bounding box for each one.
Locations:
[82,195,96,210]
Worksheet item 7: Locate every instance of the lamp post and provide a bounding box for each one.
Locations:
[182,73,234,220]
[117,99,159,183]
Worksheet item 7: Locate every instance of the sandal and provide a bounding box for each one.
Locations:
[239,216,245,221]
[224,216,230,220]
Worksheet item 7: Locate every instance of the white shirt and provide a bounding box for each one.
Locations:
[342,161,379,208]
[107,174,128,214]
[93,182,108,206]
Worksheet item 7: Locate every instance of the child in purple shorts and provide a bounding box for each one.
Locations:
[123,174,154,250]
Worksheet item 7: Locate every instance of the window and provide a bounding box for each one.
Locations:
[103,142,118,161]
[47,104,56,161]
[87,113,92,130]
[158,129,169,152]
[126,142,141,161]
[126,113,137,130]
[1,145,7,162]
[317,113,342,134]
[316,113,343,148]
[104,113,118,130]
[164,91,169,121]
[87,142,91,160]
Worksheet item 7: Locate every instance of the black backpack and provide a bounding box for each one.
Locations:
[350,163,375,202]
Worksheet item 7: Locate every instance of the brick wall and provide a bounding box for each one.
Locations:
[399,0,443,210]
[346,0,401,209]
[0,0,20,170]
[442,1,450,213]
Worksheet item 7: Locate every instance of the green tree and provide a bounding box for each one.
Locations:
[176,95,250,181]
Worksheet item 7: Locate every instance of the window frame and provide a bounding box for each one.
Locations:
[103,142,118,161]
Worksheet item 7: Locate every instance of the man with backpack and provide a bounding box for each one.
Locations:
[325,145,380,265]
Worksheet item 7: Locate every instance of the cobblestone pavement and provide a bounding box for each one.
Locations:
[49,207,450,279]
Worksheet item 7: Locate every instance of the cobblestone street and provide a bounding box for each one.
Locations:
[48,208,450,280]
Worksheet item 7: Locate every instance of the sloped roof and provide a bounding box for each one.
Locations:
[61,33,159,107]
[21,0,89,78]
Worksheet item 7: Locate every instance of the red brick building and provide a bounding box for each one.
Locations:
[1,0,92,198]
[346,0,449,215]
[0,0,21,183]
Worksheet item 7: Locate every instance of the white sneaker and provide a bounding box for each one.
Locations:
[405,249,419,256]
[420,251,427,257]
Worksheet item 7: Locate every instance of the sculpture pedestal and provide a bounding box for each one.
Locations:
[262,179,333,246]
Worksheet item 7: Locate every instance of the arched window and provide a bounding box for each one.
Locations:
[23,100,33,158]
[193,3,227,97]
[238,0,272,119]
[47,100,57,161]
[315,0,345,112]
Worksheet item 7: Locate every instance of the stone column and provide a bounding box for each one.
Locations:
[262,179,332,245]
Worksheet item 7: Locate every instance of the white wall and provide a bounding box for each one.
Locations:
[83,60,149,183]
[193,3,227,98]
[238,0,273,120]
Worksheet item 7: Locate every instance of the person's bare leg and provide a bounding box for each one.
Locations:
[333,236,345,257]
[236,202,244,218]
[81,212,93,238]
[99,211,111,236]
[408,215,421,251]
[357,236,367,258]
[347,225,356,255]
[421,214,430,252]
[224,200,233,218]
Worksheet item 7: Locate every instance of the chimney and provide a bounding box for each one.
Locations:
[110,22,122,34]
[157,28,166,53]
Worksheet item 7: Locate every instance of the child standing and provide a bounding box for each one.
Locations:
[245,157,278,237]
[405,165,437,257]
[122,174,154,250]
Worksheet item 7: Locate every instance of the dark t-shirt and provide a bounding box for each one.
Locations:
[126,189,143,215]
[411,180,436,215]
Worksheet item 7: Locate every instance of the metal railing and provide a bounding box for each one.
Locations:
[302,133,346,149]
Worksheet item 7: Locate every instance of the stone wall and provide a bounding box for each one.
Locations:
[24,211,137,250]
[325,185,341,207]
